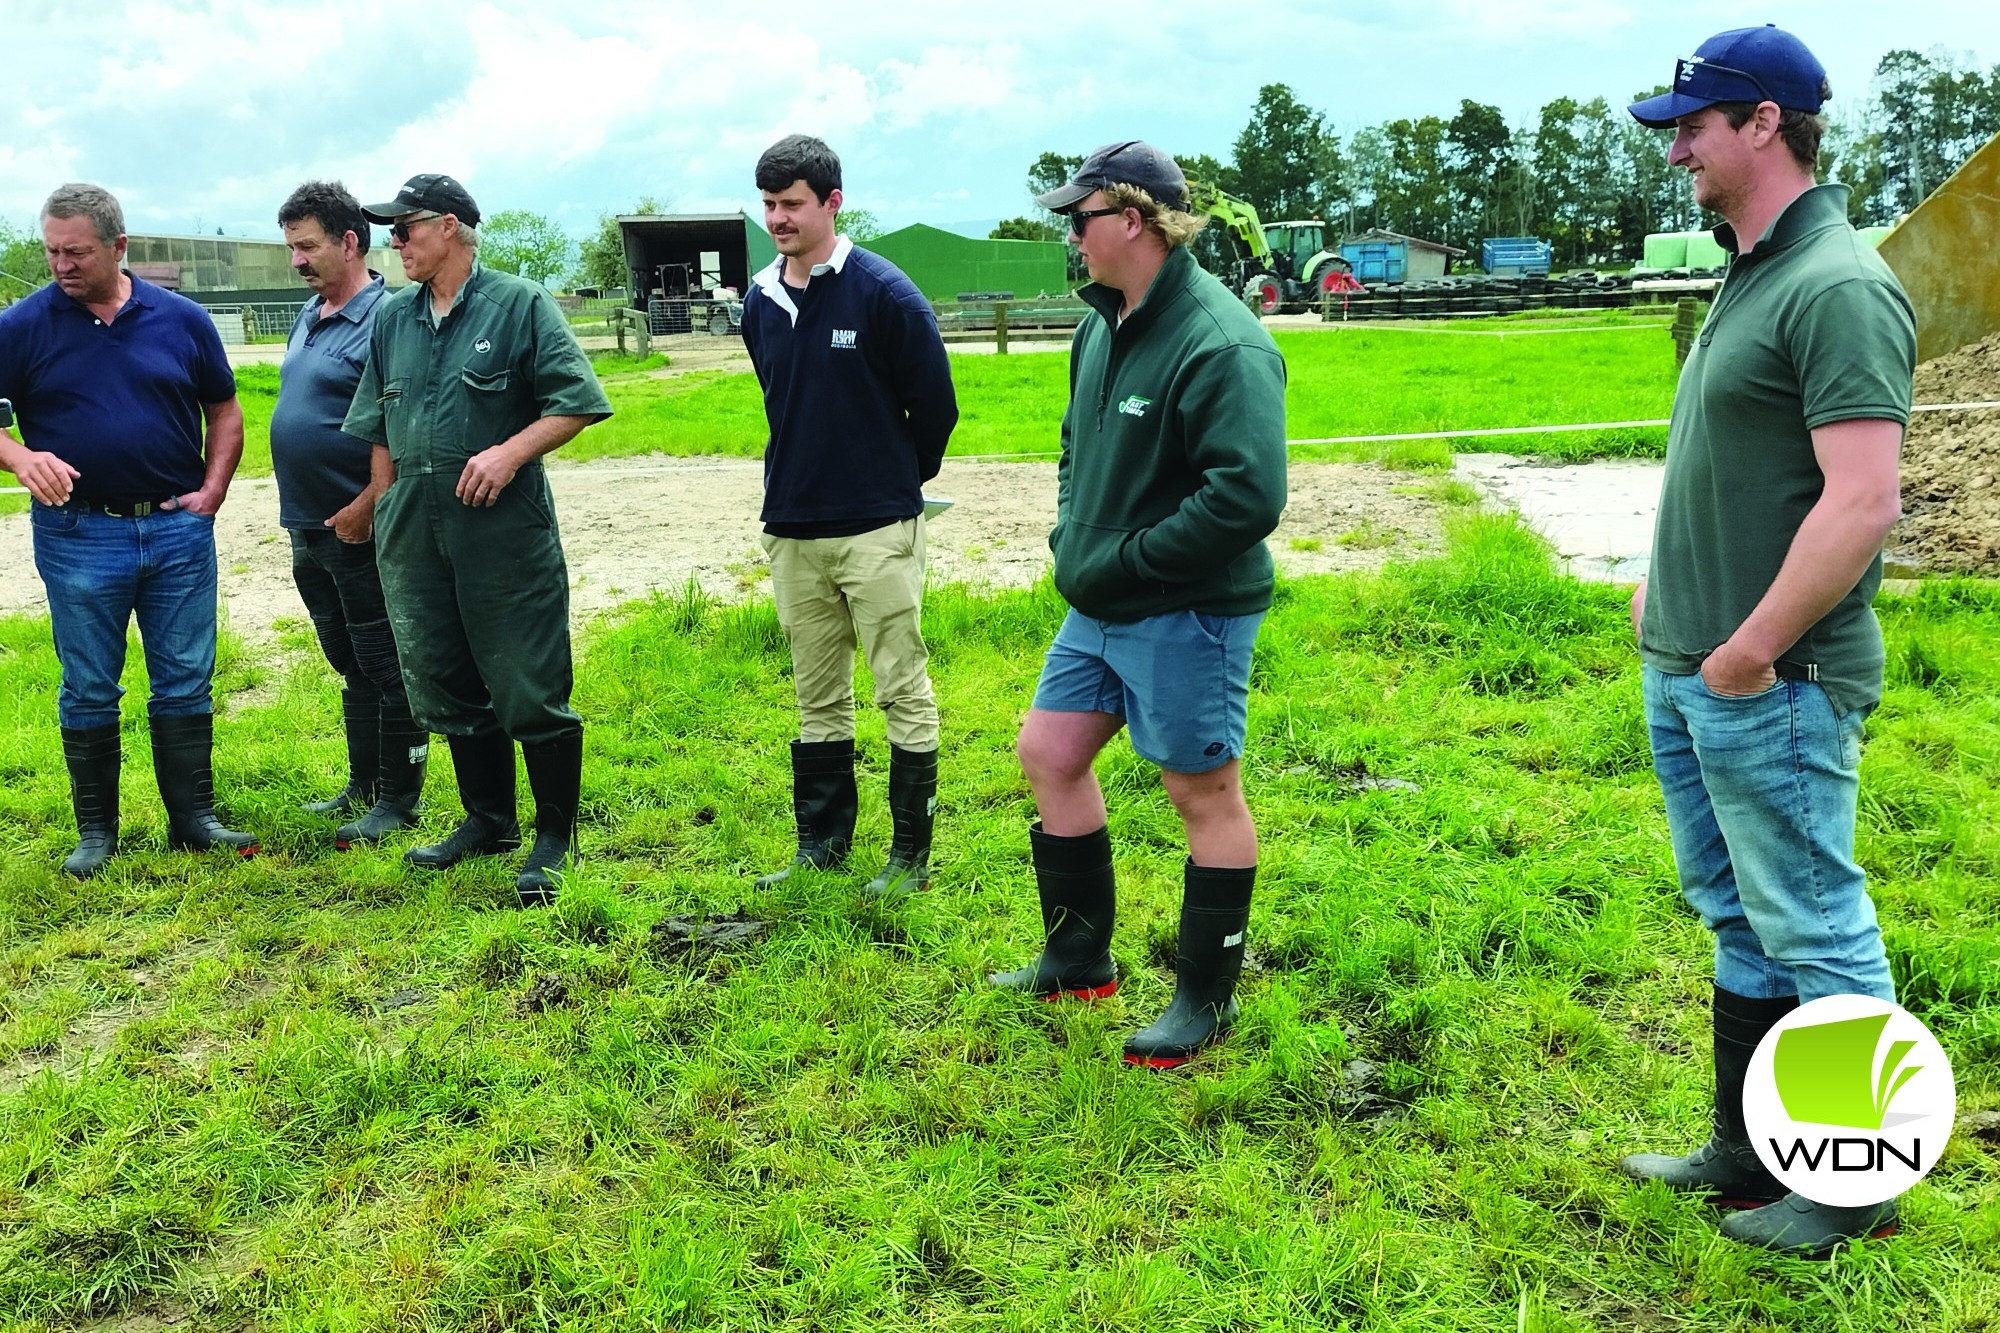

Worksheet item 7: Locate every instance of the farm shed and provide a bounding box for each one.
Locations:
[125,233,411,295]
[617,213,778,310]
[1340,229,1466,284]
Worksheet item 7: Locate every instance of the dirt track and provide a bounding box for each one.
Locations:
[0,457,1446,648]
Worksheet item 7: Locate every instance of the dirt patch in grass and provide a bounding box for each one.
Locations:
[0,460,1447,648]
[1892,333,2000,574]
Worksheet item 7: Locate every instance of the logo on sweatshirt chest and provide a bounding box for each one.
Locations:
[831,328,858,349]
[1118,394,1153,418]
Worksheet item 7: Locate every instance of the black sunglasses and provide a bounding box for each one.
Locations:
[391,212,444,243]
[1065,206,1122,235]
[1674,57,1774,104]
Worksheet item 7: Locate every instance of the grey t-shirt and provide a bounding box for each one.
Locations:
[271,274,386,528]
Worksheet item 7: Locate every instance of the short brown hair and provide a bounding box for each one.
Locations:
[1714,77,1832,171]
[1102,183,1207,249]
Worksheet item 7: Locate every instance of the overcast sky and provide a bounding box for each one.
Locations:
[1,0,1989,243]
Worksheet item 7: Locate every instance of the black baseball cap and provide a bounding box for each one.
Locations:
[1629,25,1827,128]
[1035,141,1190,212]
[361,173,483,227]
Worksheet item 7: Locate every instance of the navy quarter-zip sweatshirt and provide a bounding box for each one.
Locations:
[742,235,959,535]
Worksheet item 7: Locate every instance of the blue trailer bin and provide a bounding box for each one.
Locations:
[1340,240,1405,285]
[1481,237,1552,277]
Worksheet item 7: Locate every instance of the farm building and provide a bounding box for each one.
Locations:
[616,213,776,308]
[867,224,1068,301]
[1341,228,1467,284]
[125,233,410,300]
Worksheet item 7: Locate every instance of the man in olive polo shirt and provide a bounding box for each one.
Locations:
[1616,28,1915,1257]
[343,174,610,907]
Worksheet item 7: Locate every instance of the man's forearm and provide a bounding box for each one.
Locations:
[1726,493,1898,666]
[500,414,594,466]
[200,400,246,495]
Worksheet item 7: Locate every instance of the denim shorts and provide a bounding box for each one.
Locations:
[1032,607,1263,773]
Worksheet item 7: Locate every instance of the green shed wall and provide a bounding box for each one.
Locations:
[866,224,1068,301]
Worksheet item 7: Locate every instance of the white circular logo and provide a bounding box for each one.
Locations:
[1744,995,1956,1207]
[475,337,492,354]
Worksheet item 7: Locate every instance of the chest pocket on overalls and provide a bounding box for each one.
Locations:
[461,366,515,450]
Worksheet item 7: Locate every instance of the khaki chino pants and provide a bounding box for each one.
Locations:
[761,518,938,751]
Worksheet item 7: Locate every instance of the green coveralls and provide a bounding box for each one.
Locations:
[343,265,611,745]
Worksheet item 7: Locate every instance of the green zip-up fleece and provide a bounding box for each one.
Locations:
[1052,245,1288,623]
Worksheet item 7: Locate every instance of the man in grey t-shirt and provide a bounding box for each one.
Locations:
[274,180,426,846]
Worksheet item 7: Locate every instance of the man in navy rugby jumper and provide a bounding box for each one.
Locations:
[741,135,958,899]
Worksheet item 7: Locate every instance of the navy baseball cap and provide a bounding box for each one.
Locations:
[1035,141,1190,211]
[1628,25,1827,128]
[361,173,482,227]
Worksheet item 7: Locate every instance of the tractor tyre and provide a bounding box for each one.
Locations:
[1243,274,1283,317]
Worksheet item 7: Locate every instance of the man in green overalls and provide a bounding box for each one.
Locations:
[343,175,611,907]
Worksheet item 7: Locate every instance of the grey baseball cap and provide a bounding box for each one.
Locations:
[361,173,483,227]
[1035,141,1190,211]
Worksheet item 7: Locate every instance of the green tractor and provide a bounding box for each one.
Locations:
[1188,181,1360,315]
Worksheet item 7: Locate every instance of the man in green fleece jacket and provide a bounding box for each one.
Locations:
[991,142,1288,1068]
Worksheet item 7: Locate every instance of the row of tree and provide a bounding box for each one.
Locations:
[997,47,1998,270]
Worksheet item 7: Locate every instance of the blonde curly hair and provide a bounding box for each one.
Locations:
[1102,183,1208,249]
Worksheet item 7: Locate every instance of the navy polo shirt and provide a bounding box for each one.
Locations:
[271,273,386,528]
[0,273,235,504]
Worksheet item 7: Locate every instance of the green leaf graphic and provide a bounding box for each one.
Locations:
[1773,1014,1922,1130]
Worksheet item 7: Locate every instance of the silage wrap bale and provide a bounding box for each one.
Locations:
[1642,233,1688,269]
[1685,231,1730,268]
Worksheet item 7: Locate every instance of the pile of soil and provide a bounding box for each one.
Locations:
[1892,334,2000,574]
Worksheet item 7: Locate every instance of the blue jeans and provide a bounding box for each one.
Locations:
[1642,664,1894,1003]
[1033,607,1264,773]
[30,503,219,730]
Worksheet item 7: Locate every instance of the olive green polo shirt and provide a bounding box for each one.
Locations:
[343,264,610,475]
[1639,184,1915,715]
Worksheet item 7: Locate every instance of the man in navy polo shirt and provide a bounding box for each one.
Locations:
[0,182,257,876]
[273,180,427,848]
[742,135,958,899]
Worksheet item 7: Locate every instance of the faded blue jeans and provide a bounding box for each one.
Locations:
[1642,664,1895,1004]
[31,502,219,729]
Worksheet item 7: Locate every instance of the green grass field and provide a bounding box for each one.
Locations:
[1,517,1995,1330]
[221,323,1680,483]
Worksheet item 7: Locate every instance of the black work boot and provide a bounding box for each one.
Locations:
[60,724,122,879]
[1720,1192,1900,1257]
[754,739,858,889]
[1619,985,1798,1208]
[1123,862,1254,1068]
[404,730,521,870]
[336,706,429,847]
[150,713,259,856]
[515,730,583,908]
[861,744,937,900]
[304,690,378,817]
[989,822,1119,1000]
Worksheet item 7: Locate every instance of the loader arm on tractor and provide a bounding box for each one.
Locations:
[1187,179,1357,315]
